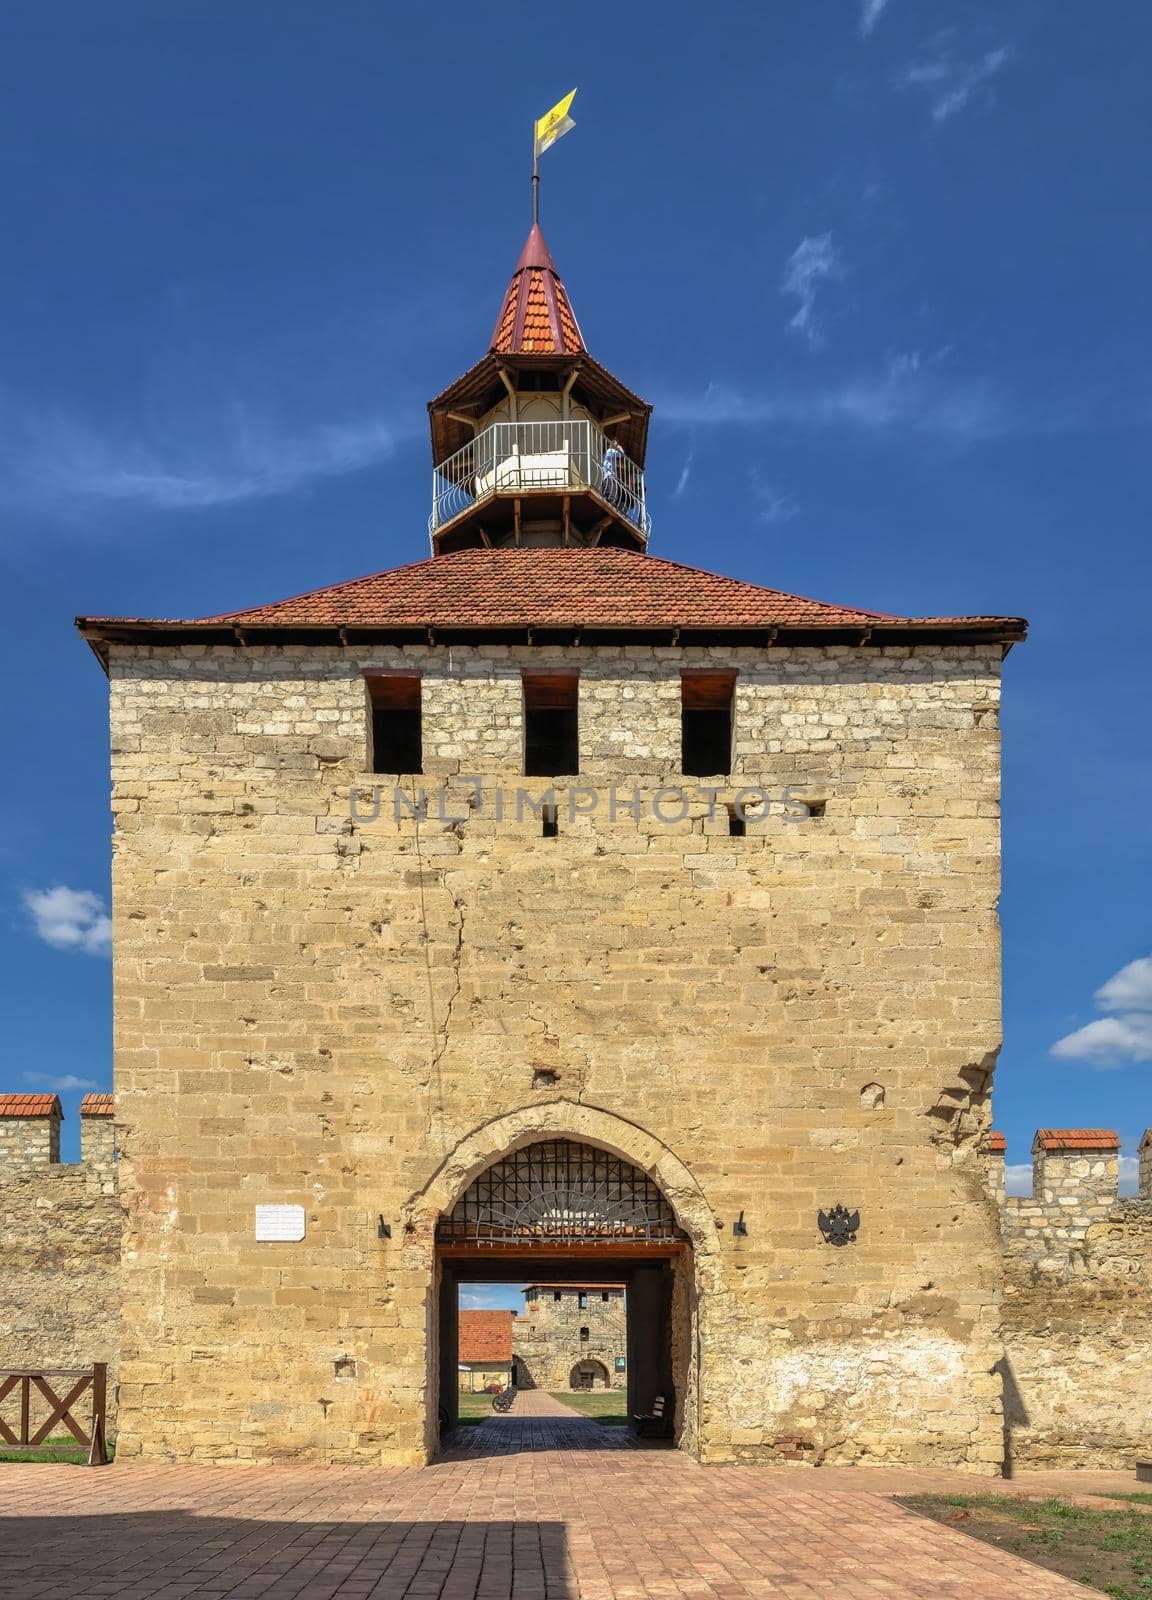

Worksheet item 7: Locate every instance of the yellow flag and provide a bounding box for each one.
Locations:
[535,89,577,158]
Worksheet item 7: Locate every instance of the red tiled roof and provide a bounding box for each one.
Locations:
[987,1132,1007,1153]
[458,1310,513,1364]
[1034,1129,1120,1151]
[79,1093,115,1116]
[0,1094,62,1118]
[490,224,584,356]
[83,548,1021,637]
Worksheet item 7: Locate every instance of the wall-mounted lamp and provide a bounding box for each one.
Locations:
[377,1216,392,1239]
[733,1210,748,1236]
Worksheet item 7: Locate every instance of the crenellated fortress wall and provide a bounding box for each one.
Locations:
[989,1128,1152,1470]
[4,1098,1152,1470]
[0,1094,121,1434]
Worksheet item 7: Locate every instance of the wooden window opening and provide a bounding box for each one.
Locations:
[681,671,736,777]
[366,674,422,774]
[523,672,579,776]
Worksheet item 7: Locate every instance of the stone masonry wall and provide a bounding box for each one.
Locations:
[105,638,1007,1468]
[0,1111,61,1171]
[513,1287,627,1390]
[0,1108,121,1436]
[995,1132,1152,1470]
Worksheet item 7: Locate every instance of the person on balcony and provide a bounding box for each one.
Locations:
[601,436,625,509]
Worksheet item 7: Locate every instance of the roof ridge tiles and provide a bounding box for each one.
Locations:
[77,547,1025,638]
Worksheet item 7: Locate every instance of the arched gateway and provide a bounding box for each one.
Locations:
[414,1104,718,1455]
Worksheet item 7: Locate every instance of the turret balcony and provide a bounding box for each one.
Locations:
[429,419,650,553]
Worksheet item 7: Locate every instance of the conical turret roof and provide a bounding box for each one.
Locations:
[489,223,585,355]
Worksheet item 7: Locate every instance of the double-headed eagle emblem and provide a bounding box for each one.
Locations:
[817,1204,860,1247]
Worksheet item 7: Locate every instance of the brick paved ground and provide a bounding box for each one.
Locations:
[2,1426,1129,1599]
[505,1391,586,1417]
[444,1389,638,1457]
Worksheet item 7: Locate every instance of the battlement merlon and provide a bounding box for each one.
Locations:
[1032,1129,1120,1204]
[986,1127,1150,1205]
[0,1094,62,1169]
[80,1093,116,1175]
[0,1092,116,1178]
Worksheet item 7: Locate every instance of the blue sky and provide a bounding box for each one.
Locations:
[1,1,1150,1197]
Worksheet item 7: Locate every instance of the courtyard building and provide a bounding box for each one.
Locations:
[514,1283,627,1391]
[456,1309,513,1392]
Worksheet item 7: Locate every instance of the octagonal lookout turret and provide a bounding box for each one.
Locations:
[427,222,652,554]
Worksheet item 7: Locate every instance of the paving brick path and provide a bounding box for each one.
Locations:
[443,1388,640,1456]
[504,1390,584,1417]
[443,1415,640,1457]
[1,1443,1124,1599]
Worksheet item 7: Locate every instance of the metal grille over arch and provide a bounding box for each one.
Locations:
[436,1139,687,1246]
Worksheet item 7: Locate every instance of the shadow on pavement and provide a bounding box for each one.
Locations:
[0,1512,574,1600]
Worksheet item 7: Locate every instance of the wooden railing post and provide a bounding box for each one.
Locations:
[88,1362,108,1466]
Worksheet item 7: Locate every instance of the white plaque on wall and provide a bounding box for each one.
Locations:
[255,1204,306,1242]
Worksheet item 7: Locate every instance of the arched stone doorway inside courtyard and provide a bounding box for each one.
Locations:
[570,1359,610,1391]
[432,1135,698,1451]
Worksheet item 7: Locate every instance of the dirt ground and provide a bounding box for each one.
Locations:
[902,1492,1152,1598]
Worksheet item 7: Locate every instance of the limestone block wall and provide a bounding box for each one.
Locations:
[104,638,1007,1468]
[0,1099,121,1435]
[995,1130,1152,1469]
[513,1287,627,1389]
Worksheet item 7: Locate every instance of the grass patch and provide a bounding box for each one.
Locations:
[902,1493,1152,1598]
[454,1392,503,1425]
[0,1434,114,1464]
[549,1390,628,1425]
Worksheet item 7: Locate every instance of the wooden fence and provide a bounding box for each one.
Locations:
[0,1364,109,1464]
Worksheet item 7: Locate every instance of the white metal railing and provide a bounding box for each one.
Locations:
[429,420,650,538]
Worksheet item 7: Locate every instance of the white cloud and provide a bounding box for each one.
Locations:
[1051,953,1152,1066]
[750,474,800,526]
[859,0,890,37]
[23,1071,100,1092]
[22,887,112,957]
[1097,956,1152,1014]
[459,1286,522,1312]
[658,350,1004,445]
[1120,1155,1140,1196]
[1052,1015,1152,1065]
[672,446,696,499]
[897,40,1012,122]
[782,234,845,347]
[1,397,402,515]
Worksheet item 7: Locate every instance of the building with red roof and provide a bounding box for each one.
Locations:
[69,207,1036,1472]
[457,1310,514,1392]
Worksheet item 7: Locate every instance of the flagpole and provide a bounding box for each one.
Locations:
[532,133,540,226]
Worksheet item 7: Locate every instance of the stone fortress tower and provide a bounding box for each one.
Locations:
[71,206,1038,1470]
[513,1283,627,1392]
